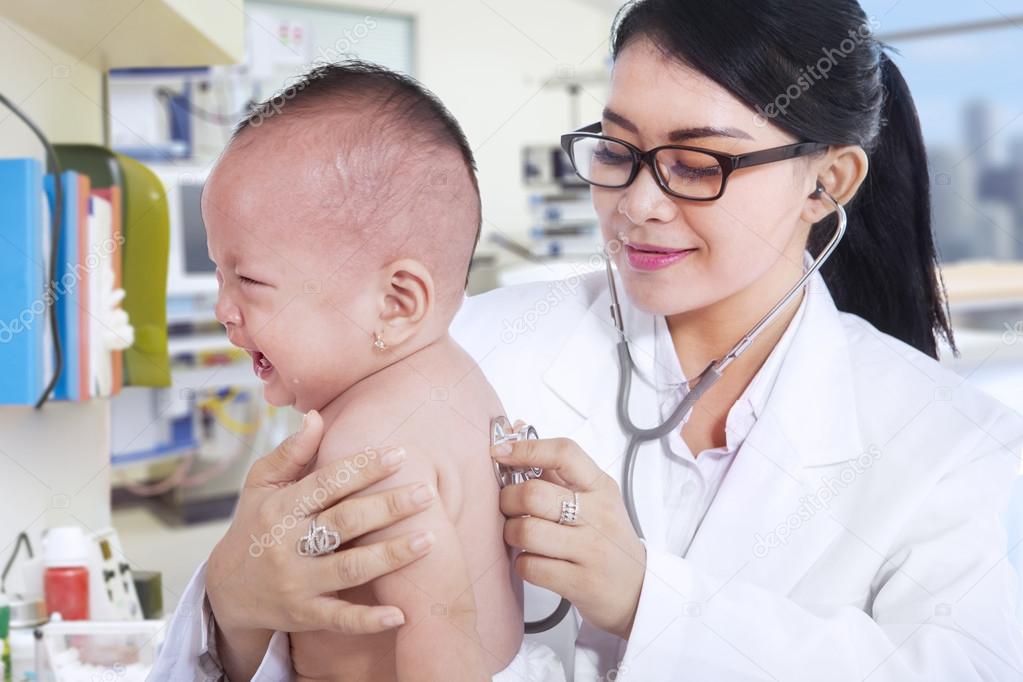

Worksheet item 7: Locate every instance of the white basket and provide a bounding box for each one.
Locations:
[35,620,165,682]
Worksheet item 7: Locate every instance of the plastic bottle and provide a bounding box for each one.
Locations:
[43,527,90,621]
[0,592,10,682]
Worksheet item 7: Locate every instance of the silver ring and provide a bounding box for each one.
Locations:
[297,518,342,557]
[559,492,580,526]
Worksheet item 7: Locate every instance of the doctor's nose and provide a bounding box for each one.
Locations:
[617,165,678,226]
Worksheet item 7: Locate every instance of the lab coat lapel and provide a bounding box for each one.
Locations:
[541,268,670,546]
[685,273,866,592]
[540,283,617,422]
[540,269,866,591]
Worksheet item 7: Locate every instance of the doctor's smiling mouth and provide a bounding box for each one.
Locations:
[144,1,1023,681]
[622,241,697,272]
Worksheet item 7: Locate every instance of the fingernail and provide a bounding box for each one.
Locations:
[492,442,512,458]
[411,484,435,506]
[409,531,435,553]
[303,409,317,430]
[380,447,406,468]
[382,611,405,628]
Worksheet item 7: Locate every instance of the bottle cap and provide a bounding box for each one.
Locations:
[43,526,89,568]
[8,596,47,628]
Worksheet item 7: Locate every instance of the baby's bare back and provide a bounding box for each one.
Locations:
[290,339,524,681]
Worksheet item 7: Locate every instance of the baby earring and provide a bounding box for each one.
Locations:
[373,331,387,351]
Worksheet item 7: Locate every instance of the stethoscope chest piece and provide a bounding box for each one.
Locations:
[489,415,573,633]
[490,416,543,488]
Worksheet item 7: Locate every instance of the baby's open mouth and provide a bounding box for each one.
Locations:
[249,350,276,382]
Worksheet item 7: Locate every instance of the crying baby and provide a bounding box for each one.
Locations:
[202,61,560,681]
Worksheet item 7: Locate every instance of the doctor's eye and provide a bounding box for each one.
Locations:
[656,148,724,197]
[669,162,721,181]
[592,141,633,166]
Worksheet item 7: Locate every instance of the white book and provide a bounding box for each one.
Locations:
[88,195,114,397]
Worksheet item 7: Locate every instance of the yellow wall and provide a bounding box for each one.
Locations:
[0,16,105,154]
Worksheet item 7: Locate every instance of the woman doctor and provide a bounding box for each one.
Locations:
[154,1,1023,680]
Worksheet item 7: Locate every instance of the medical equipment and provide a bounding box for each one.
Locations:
[614,186,847,538]
[492,186,847,633]
[491,417,544,487]
[491,417,573,634]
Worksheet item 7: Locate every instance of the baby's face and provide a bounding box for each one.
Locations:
[202,141,382,412]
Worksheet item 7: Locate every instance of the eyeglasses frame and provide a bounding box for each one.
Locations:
[560,121,830,201]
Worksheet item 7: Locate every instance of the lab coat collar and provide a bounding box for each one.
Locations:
[541,264,863,470]
[540,269,659,421]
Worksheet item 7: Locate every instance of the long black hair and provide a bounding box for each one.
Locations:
[612,0,955,359]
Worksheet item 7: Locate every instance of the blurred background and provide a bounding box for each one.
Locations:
[0,1,1022,678]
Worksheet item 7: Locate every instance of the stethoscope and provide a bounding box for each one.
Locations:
[492,184,847,633]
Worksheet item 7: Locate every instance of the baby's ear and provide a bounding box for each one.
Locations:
[377,258,434,346]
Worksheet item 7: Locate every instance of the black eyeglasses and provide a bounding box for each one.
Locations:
[560,122,829,201]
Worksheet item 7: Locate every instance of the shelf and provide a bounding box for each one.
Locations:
[0,0,245,69]
[171,361,261,390]
[167,332,234,356]
[942,260,1023,306]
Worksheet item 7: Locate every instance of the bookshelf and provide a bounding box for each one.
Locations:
[0,2,243,565]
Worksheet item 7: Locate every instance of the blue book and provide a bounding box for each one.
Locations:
[45,171,80,401]
[0,158,45,404]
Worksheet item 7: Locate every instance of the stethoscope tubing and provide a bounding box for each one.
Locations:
[614,188,847,539]
[507,189,847,631]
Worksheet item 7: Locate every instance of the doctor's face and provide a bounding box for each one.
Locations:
[593,39,817,317]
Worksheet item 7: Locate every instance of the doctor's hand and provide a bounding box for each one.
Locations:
[205,410,438,679]
[493,436,647,640]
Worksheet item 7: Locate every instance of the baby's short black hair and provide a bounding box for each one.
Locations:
[233,60,482,289]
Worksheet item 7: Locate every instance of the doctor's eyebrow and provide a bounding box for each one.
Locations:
[602,107,754,143]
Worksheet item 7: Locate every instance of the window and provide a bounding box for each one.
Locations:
[860,1,1023,261]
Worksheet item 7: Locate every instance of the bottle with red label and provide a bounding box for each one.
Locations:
[43,526,90,621]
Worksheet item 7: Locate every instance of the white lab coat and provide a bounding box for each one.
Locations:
[152,267,1023,681]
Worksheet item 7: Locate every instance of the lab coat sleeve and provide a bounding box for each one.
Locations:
[149,560,293,681]
[618,420,1023,682]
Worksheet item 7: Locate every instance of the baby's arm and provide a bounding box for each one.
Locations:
[318,423,491,682]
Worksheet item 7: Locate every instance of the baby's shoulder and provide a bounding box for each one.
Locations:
[316,397,446,509]
[317,366,488,468]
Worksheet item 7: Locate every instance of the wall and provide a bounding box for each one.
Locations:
[0,17,105,152]
[288,0,615,243]
[0,16,111,573]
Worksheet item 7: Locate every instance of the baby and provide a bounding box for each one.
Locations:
[202,62,545,681]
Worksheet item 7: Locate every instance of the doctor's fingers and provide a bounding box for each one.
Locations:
[500,478,576,523]
[247,409,325,488]
[307,531,436,597]
[513,551,584,602]
[300,596,408,635]
[315,482,438,544]
[492,437,609,493]
[285,445,410,517]
[504,515,584,562]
